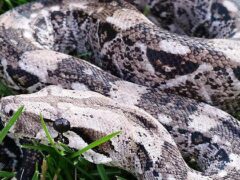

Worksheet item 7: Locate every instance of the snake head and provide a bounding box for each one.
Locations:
[0,86,210,179]
[0,86,122,164]
[0,85,181,175]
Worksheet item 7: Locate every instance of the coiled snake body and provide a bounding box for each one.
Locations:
[0,0,240,179]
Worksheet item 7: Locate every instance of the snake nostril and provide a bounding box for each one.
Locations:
[8,109,14,116]
[53,118,71,133]
[0,117,4,130]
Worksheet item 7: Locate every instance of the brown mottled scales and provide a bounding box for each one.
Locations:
[0,0,240,179]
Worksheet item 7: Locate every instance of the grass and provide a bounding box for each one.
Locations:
[0,0,30,13]
[0,107,135,180]
[0,106,24,143]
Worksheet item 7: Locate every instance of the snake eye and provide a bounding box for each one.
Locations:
[53,118,71,133]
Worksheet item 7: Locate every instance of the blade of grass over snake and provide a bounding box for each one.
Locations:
[0,106,24,143]
[40,114,55,146]
[70,131,121,159]
[40,114,64,155]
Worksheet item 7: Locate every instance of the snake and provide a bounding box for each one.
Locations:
[0,0,240,179]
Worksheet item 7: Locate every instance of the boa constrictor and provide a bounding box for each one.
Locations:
[0,0,240,179]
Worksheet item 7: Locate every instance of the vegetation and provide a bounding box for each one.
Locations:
[0,107,135,179]
[0,0,29,13]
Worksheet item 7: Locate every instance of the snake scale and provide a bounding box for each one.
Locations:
[0,0,240,179]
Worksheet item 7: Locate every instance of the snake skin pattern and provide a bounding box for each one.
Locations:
[0,0,240,179]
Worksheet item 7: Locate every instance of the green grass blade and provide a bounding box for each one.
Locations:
[143,6,151,16]
[90,169,122,176]
[0,106,24,143]
[59,142,74,153]
[53,168,61,180]
[3,0,13,8]
[22,144,57,154]
[45,155,57,178]
[58,156,95,180]
[75,157,91,167]
[39,114,64,155]
[0,82,15,97]
[0,171,15,178]
[70,131,121,159]
[40,114,55,146]
[58,159,73,180]
[78,51,92,59]
[32,163,39,180]
[97,164,109,180]
[116,176,128,180]
[73,165,95,180]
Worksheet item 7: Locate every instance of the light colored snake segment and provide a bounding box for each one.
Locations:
[0,0,240,113]
[0,85,236,180]
[0,0,240,179]
[132,0,240,38]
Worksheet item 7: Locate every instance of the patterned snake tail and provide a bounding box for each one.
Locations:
[0,0,240,179]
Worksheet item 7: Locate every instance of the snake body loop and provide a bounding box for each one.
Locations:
[0,0,240,179]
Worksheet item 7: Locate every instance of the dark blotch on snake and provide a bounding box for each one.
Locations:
[211,3,231,22]
[98,22,118,46]
[146,48,200,79]
[6,66,40,88]
[191,132,211,145]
